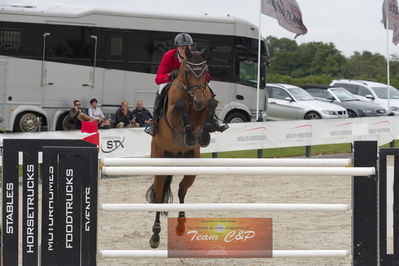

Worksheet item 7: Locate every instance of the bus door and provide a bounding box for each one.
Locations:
[42,24,95,108]
[236,56,265,116]
[102,30,129,107]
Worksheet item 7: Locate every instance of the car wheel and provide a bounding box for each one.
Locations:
[348,110,357,118]
[15,112,42,132]
[304,111,321,120]
[225,112,248,123]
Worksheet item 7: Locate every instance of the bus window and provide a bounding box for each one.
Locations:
[110,35,124,56]
[46,25,93,66]
[238,57,257,87]
[0,29,21,52]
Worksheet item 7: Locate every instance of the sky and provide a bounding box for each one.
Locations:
[0,0,394,57]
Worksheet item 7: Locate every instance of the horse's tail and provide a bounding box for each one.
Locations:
[145,175,173,215]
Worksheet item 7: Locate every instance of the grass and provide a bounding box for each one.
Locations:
[202,141,398,158]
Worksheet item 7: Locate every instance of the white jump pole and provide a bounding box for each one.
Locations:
[99,249,349,258]
[100,203,348,212]
[102,158,352,167]
[102,166,375,176]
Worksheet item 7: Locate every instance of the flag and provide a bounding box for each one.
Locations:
[382,0,399,45]
[261,0,307,37]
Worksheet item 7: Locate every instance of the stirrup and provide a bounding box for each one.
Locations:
[215,123,228,133]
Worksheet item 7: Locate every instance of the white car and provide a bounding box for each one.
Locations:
[330,79,399,115]
[266,83,348,120]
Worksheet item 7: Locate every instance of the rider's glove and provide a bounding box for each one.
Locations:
[168,70,179,80]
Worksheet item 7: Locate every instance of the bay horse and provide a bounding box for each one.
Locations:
[145,47,218,248]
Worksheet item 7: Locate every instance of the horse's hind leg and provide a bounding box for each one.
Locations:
[198,98,218,147]
[176,174,196,236]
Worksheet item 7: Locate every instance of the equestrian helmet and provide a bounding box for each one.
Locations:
[174,33,193,46]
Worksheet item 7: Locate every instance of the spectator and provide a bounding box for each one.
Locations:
[88,98,111,129]
[132,100,153,127]
[115,101,139,128]
[68,100,94,129]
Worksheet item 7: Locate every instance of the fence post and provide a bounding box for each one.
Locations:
[305,146,312,158]
[352,141,378,266]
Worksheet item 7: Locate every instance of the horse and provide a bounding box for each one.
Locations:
[145,47,218,248]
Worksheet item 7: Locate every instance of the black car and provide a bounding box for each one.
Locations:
[300,85,386,117]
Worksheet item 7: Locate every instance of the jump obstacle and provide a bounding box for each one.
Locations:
[2,140,398,265]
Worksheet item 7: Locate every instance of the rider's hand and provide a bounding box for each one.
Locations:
[168,70,179,80]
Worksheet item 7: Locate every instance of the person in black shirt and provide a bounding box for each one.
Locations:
[115,101,138,128]
[132,100,153,127]
[68,100,93,129]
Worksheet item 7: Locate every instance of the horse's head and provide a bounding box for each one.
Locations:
[180,47,209,111]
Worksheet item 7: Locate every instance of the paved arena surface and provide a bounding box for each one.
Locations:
[98,171,352,266]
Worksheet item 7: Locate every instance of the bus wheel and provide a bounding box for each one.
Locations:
[58,113,75,130]
[16,112,41,132]
[225,112,248,123]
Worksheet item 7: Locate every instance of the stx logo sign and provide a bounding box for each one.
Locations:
[101,136,125,153]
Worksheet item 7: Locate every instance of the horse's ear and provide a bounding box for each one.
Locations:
[200,47,209,59]
[185,46,193,60]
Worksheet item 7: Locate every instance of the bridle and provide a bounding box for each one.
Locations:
[177,60,208,98]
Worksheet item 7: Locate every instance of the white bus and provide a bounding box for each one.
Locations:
[0,4,268,132]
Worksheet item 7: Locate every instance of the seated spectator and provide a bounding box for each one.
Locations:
[88,98,111,129]
[68,100,94,129]
[115,101,139,128]
[132,100,153,127]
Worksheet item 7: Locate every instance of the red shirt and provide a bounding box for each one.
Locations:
[155,48,211,85]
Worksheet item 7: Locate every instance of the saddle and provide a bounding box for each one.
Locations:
[159,82,171,116]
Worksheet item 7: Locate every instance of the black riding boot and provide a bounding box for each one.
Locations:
[144,94,162,136]
[210,115,228,133]
[207,87,228,133]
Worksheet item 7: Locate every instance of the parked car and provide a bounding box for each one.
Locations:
[330,79,399,115]
[266,83,348,120]
[300,85,387,117]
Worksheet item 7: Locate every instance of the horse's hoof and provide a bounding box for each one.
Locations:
[149,235,160,249]
[184,133,196,147]
[198,132,211,147]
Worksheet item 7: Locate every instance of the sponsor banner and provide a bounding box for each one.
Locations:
[391,116,399,139]
[168,218,272,258]
[261,0,308,37]
[382,0,399,45]
[0,117,399,160]
[99,128,151,157]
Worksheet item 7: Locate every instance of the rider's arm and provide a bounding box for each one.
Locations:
[155,50,176,85]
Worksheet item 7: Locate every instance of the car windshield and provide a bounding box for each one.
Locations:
[330,88,359,101]
[371,86,399,99]
[287,87,314,101]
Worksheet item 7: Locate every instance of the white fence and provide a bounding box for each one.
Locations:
[99,157,374,260]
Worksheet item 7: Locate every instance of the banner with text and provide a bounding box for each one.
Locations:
[0,116,398,161]
[168,218,272,258]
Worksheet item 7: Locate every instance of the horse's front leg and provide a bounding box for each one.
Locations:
[149,175,166,248]
[176,174,196,236]
[198,98,218,147]
[175,98,196,146]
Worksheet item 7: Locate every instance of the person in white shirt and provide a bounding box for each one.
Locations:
[88,98,111,129]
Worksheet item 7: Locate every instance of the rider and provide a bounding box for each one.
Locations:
[144,33,228,136]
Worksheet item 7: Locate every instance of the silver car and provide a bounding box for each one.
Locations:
[266,83,348,120]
